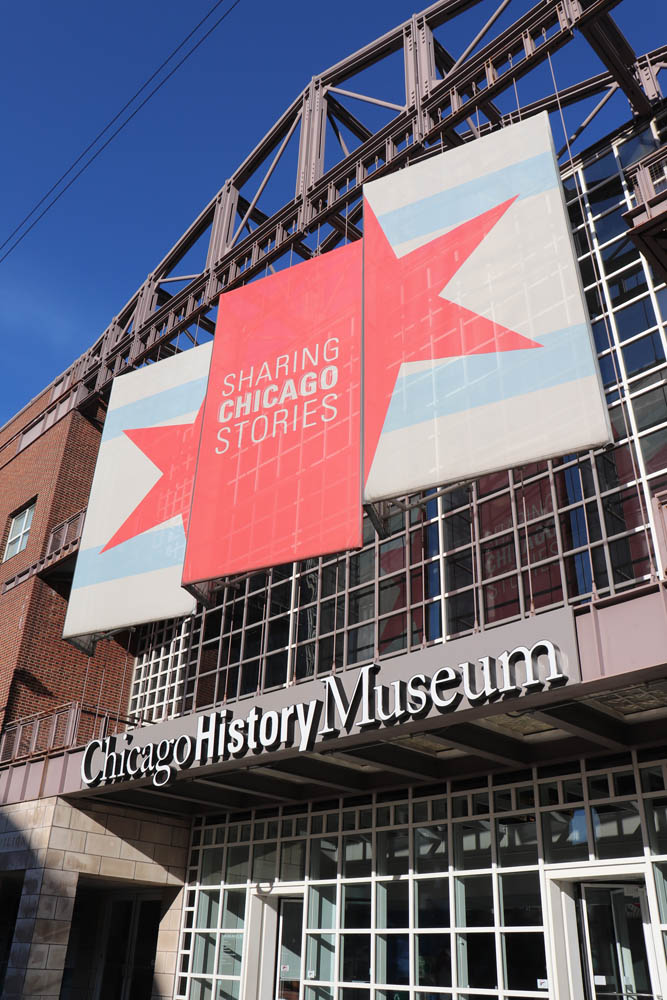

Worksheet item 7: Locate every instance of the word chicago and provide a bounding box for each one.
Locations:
[215,337,341,454]
[81,639,567,788]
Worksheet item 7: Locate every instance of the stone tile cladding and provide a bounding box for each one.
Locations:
[0,795,190,999]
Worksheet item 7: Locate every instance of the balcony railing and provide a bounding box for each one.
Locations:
[624,146,667,282]
[0,701,136,766]
[2,507,86,594]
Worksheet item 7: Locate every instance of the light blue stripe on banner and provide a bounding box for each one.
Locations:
[71,524,185,589]
[102,377,208,442]
[382,324,597,434]
[377,152,558,247]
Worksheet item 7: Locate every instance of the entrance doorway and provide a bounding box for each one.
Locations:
[60,886,163,1000]
[579,883,658,1000]
[274,898,303,1000]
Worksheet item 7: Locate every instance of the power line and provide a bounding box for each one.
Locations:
[0,0,243,266]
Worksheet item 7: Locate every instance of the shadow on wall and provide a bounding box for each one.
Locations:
[0,795,189,1000]
[0,810,40,999]
[0,871,24,989]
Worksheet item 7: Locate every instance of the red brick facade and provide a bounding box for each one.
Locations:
[0,409,131,736]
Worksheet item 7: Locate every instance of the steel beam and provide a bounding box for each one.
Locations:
[12,1,663,446]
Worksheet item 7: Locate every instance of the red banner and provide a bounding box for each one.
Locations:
[183,243,362,583]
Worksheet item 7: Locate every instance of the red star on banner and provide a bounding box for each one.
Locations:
[363,196,542,480]
[101,404,204,552]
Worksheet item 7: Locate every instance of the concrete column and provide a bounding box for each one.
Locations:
[3,866,78,1000]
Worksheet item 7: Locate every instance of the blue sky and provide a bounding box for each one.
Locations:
[0,0,664,428]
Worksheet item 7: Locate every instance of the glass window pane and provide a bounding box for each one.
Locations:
[221,890,245,929]
[225,845,249,884]
[378,829,409,876]
[456,875,493,927]
[654,862,667,921]
[307,934,335,981]
[280,840,306,881]
[453,820,492,869]
[416,879,449,928]
[457,932,496,989]
[201,848,223,886]
[416,934,451,987]
[376,934,410,984]
[252,842,276,882]
[217,933,242,976]
[377,880,409,929]
[496,814,538,866]
[623,331,665,378]
[500,872,542,926]
[196,890,220,928]
[192,932,216,974]
[647,798,667,853]
[503,932,547,991]
[310,837,338,880]
[340,934,371,982]
[308,885,336,928]
[542,809,589,863]
[343,835,372,878]
[415,825,447,874]
[342,884,371,929]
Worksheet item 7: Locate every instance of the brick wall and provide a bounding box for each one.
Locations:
[0,409,131,733]
[0,388,51,455]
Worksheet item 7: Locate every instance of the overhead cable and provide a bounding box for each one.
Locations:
[0,0,243,266]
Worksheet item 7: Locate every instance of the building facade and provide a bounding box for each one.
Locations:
[1,4,667,1000]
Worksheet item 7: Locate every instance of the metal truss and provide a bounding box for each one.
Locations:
[23,0,666,442]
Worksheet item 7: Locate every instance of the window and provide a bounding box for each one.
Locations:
[3,501,35,561]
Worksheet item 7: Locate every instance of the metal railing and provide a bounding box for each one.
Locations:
[0,702,136,766]
[626,146,667,214]
[46,508,86,557]
[2,508,86,594]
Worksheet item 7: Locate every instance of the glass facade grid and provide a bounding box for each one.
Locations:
[176,750,667,999]
[128,126,667,724]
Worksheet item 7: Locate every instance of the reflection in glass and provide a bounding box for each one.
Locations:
[306,933,335,981]
[192,932,216,974]
[415,825,447,873]
[200,848,223,886]
[252,842,276,882]
[541,809,589,862]
[457,932,496,989]
[217,933,242,976]
[376,934,409,984]
[377,880,409,929]
[281,840,306,881]
[496,814,538,866]
[456,875,493,927]
[225,845,250,884]
[453,820,492,869]
[343,884,371,928]
[196,890,219,928]
[308,885,336,929]
[500,871,542,926]
[416,934,451,987]
[340,934,371,982]
[221,890,245,929]
[378,829,409,876]
[593,801,643,859]
[416,879,449,928]
[502,932,547,990]
[310,837,338,880]
[343,835,372,878]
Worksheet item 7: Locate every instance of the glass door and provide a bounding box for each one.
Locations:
[580,883,658,1000]
[275,898,304,1000]
[90,893,162,1000]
